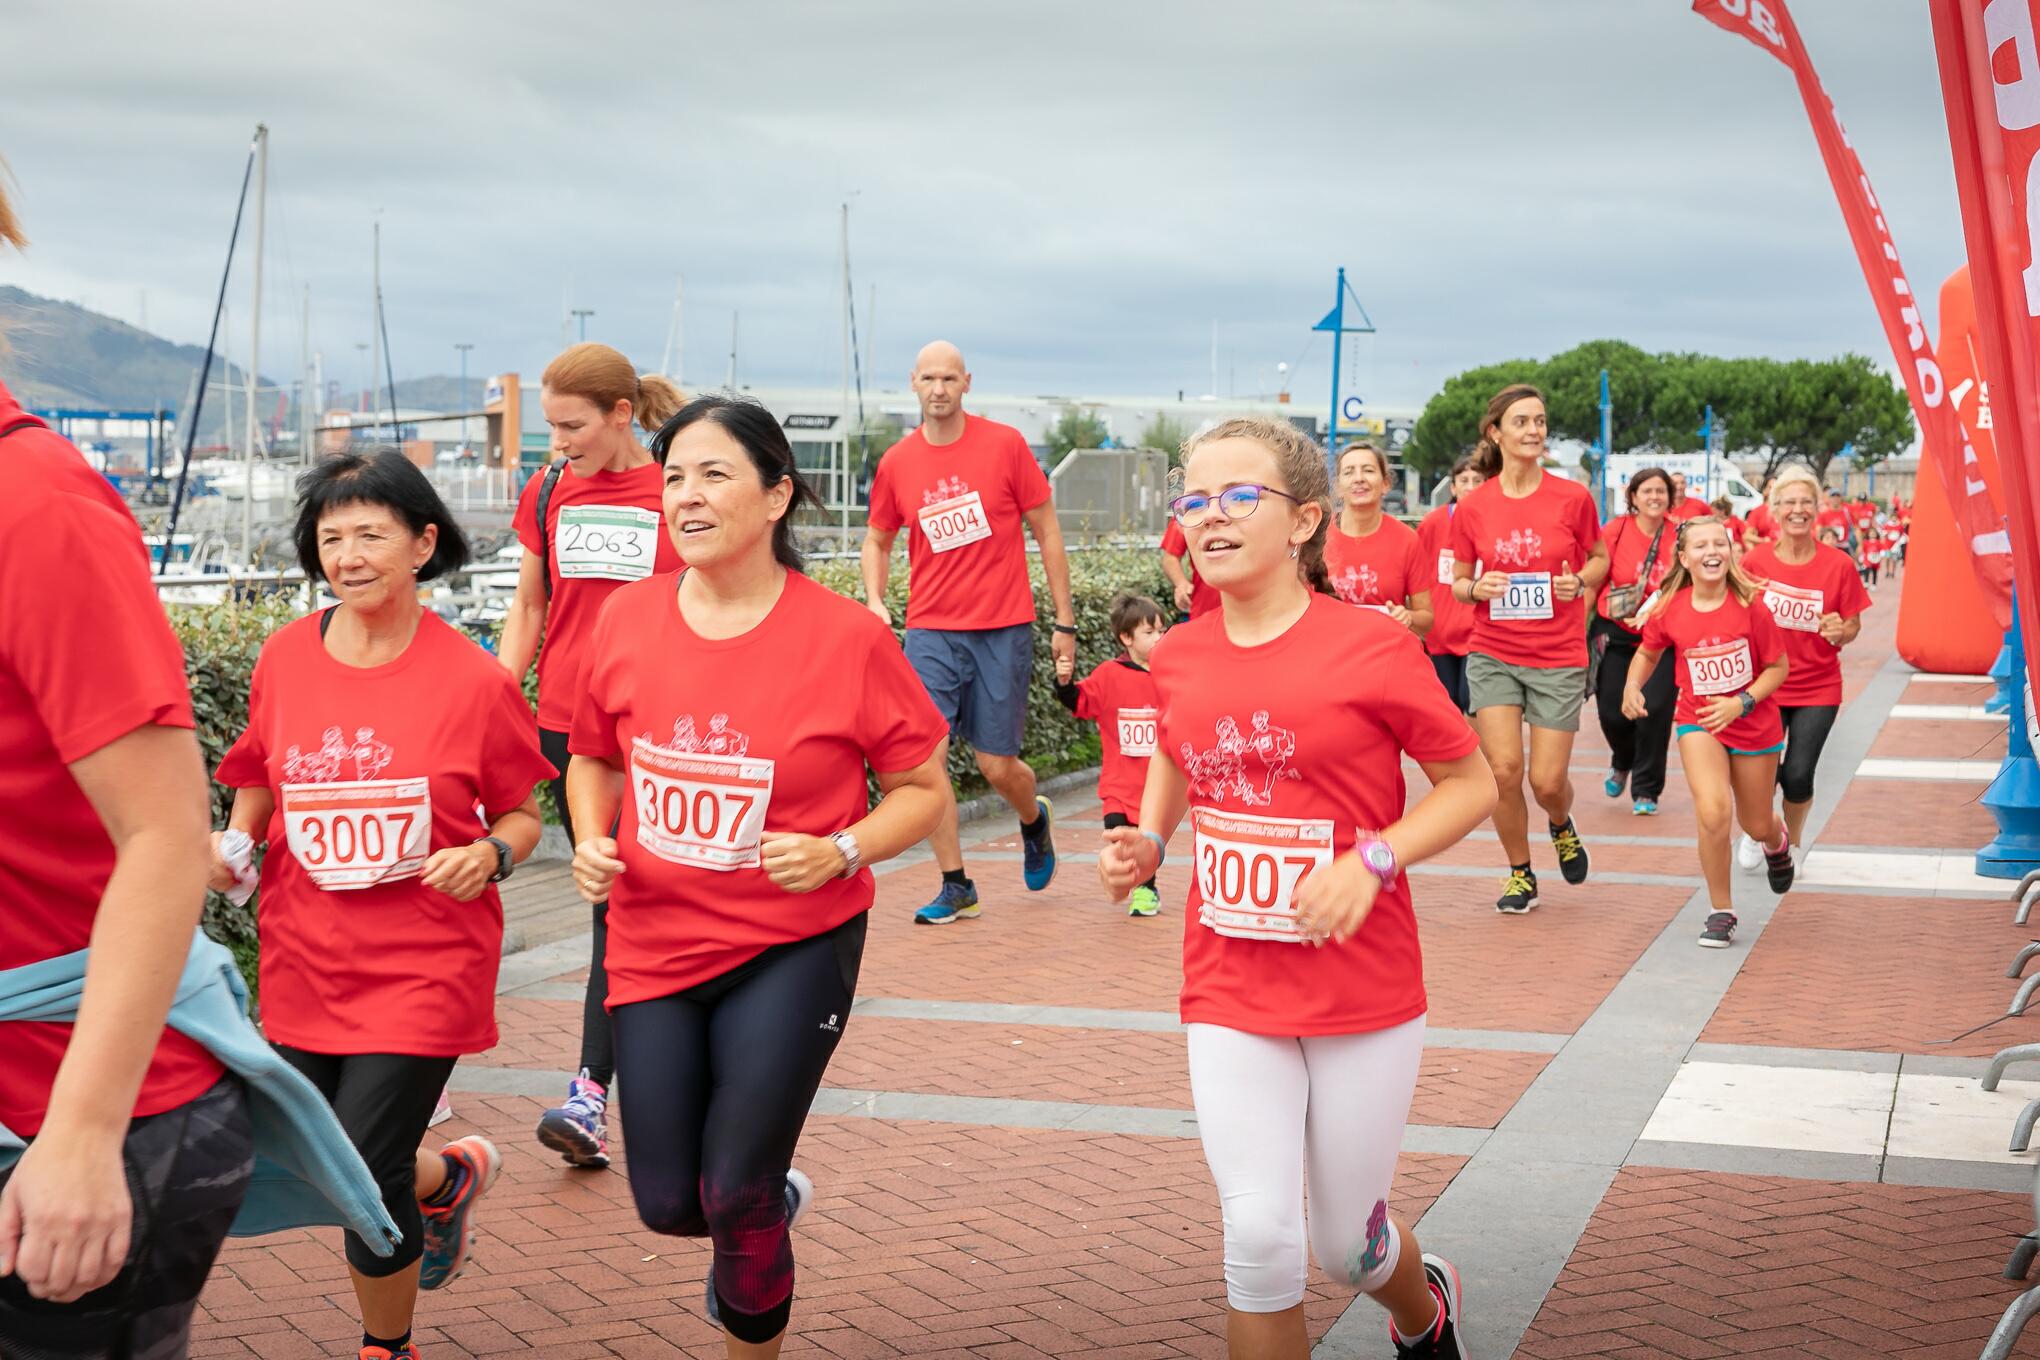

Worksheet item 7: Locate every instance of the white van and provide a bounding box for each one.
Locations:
[1602,453,1762,517]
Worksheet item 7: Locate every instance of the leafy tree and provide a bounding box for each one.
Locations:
[1045,405,1110,468]
[1405,359,1535,474]
[1140,413,1195,465]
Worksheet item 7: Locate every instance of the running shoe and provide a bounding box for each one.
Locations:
[1021,795,1057,891]
[1763,830,1796,894]
[535,1069,610,1169]
[1735,832,1764,871]
[419,1135,500,1291]
[1698,911,1738,949]
[1127,885,1160,918]
[358,1347,419,1360]
[1604,768,1627,798]
[1632,799,1658,817]
[1495,868,1539,915]
[1549,817,1590,884]
[706,1172,814,1330]
[1391,1253,1468,1359]
[428,1085,453,1128]
[914,879,980,924]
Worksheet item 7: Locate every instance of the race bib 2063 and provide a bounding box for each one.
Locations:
[556,505,660,582]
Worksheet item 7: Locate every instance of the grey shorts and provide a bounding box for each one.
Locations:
[903,623,1034,757]
[1467,652,1587,732]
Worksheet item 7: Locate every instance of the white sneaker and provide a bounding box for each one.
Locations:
[1735,833,1764,871]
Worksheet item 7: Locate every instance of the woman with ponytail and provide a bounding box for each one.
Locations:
[499,343,685,1170]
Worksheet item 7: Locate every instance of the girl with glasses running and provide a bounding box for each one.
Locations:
[1100,418,1496,1360]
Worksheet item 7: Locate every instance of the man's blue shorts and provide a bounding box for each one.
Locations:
[903,623,1034,758]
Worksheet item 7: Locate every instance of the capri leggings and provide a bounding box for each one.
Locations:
[273,1047,458,1276]
[610,914,866,1346]
[1776,704,1839,805]
[1186,1015,1427,1312]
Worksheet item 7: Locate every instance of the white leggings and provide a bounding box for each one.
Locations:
[1186,1015,1427,1312]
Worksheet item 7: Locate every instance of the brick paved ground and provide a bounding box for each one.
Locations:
[192,581,2040,1357]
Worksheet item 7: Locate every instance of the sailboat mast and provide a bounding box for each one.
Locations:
[244,124,267,560]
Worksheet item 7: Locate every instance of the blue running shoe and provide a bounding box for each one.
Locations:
[419,1135,500,1290]
[1604,769,1627,798]
[914,879,980,924]
[1632,799,1658,817]
[1021,796,1056,891]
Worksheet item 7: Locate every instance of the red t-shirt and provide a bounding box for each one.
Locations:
[1149,596,1480,1036]
[1414,503,1476,657]
[1742,542,1872,707]
[1640,590,1786,750]
[1596,514,1676,635]
[514,460,682,732]
[1323,516,1424,612]
[1668,496,1712,522]
[216,612,555,1056]
[1745,503,1776,542]
[571,571,947,1003]
[0,391,223,1135]
[1074,658,1160,819]
[1161,519,1220,619]
[867,415,1051,631]
[1448,473,1604,669]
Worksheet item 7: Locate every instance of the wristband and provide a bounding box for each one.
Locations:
[1738,691,1756,716]
[1139,829,1168,866]
[1052,623,1078,636]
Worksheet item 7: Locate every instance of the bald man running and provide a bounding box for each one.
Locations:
[863,342,1077,923]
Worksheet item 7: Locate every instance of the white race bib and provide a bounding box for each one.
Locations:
[1685,639,1755,697]
[281,778,431,890]
[1191,807,1333,944]
[1116,707,1158,757]
[1357,604,1393,615]
[1763,582,1824,633]
[1435,550,1455,586]
[556,505,660,582]
[917,491,993,554]
[631,738,773,871]
[1491,571,1553,621]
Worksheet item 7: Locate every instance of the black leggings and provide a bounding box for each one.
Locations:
[1430,652,1471,715]
[542,726,614,1086]
[0,1077,252,1360]
[1591,617,1677,802]
[274,1047,458,1277]
[1101,811,1158,892]
[1776,704,1840,805]
[611,915,866,1346]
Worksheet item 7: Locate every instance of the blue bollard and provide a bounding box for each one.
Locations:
[1992,632,2016,715]
[1979,599,2040,879]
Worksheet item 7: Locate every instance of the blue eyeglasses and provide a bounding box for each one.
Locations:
[1168,483,1305,524]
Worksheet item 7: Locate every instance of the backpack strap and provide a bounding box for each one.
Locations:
[533,459,568,600]
[0,417,42,441]
[318,605,339,638]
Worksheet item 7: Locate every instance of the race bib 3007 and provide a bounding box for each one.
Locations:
[631,739,774,871]
[1191,807,1333,944]
[281,778,432,890]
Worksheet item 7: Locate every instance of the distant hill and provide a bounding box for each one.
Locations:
[0,287,469,443]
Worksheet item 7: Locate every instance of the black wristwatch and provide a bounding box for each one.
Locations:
[1052,622,1078,637]
[1738,691,1756,717]
[478,835,513,883]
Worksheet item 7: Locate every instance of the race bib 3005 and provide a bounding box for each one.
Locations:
[1116,707,1158,758]
[1191,807,1333,944]
[556,505,661,582]
[281,778,432,890]
[631,739,774,871]
[916,491,993,554]
[1762,583,1823,633]
[1685,639,1755,697]
[1490,571,1553,622]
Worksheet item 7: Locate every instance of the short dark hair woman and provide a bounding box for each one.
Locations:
[1591,466,1678,815]
[211,450,555,1360]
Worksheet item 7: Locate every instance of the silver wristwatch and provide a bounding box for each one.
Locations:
[830,830,863,878]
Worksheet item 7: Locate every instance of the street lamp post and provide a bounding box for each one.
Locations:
[571,309,594,342]
[454,342,474,452]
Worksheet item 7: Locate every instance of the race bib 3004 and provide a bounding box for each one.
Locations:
[1685,639,1755,697]
[1191,807,1333,944]
[1762,582,1823,633]
[631,738,774,871]
[1490,571,1553,622]
[556,505,660,582]
[1116,707,1158,758]
[917,491,993,554]
[281,778,431,890]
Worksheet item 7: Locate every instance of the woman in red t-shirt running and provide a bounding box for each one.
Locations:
[567,395,948,1356]
[1413,456,1486,712]
[1623,518,1795,950]
[1447,384,1609,914]
[1099,418,1496,1360]
[1591,467,1677,816]
[498,344,684,1170]
[1325,442,1432,636]
[210,452,554,1359]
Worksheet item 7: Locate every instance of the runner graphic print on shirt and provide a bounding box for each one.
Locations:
[1491,528,1543,569]
[1176,708,1323,942]
[1179,711,1301,808]
[632,714,773,871]
[1331,562,1381,607]
[276,725,430,891]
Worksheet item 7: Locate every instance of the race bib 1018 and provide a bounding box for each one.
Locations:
[917,491,993,554]
[1191,807,1333,944]
[281,778,431,890]
[1491,571,1553,622]
[631,739,774,871]
[556,505,660,582]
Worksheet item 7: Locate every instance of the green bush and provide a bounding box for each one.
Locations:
[170,546,1172,988]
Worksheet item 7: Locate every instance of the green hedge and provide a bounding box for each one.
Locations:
[171,547,1173,984]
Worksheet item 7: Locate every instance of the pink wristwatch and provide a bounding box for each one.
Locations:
[1356,837,1398,886]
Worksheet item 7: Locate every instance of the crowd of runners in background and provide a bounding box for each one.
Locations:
[2,171,1909,1359]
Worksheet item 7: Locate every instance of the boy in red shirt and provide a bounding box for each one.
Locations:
[1055,594,1166,916]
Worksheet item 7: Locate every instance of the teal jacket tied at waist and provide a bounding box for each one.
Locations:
[0,930,399,1255]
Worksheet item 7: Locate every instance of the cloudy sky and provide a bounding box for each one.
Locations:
[1,0,1961,413]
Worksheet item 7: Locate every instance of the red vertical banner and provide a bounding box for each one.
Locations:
[1694,0,2016,629]
[1930,0,2040,680]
